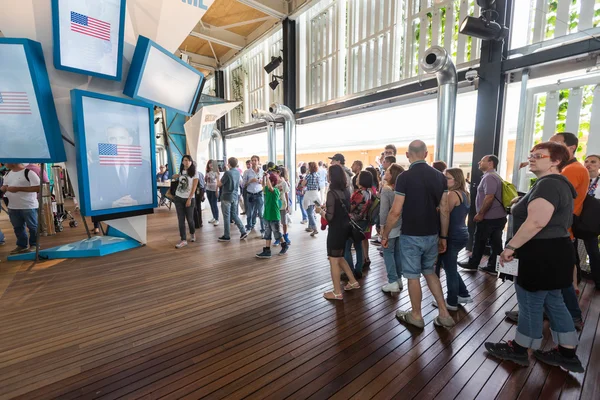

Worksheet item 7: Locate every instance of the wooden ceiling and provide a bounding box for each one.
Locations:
[201,0,269,37]
[180,36,231,59]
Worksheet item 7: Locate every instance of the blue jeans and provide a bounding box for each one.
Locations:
[207,190,219,221]
[221,197,246,239]
[383,236,402,283]
[515,283,578,350]
[439,235,470,306]
[297,194,308,221]
[0,226,5,243]
[561,285,582,321]
[400,234,439,279]
[8,208,38,248]
[306,205,317,230]
[264,220,282,241]
[246,192,265,232]
[344,237,364,274]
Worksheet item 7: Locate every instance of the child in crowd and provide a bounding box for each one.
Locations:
[256,171,289,258]
[274,166,291,246]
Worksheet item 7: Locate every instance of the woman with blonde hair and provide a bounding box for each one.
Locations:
[434,168,472,310]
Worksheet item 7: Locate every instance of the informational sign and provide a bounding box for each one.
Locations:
[0,38,66,163]
[52,0,126,80]
[71,90,157,217]
[124,36,204,116]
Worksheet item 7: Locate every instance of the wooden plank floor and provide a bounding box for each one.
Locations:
[0,205,599,400]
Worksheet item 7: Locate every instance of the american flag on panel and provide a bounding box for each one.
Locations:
[98,143,142,166]
[71,11,111,41]
[0,92,32,115]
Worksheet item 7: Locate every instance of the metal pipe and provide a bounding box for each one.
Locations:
[269,103,296,210]
[420,46,458,166]
[252,109,277,163]
[209,127,223,161]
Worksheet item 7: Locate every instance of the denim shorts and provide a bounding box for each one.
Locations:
[400,234,439,279]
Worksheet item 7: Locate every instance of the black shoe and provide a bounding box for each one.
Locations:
[354,270,363,280]
[218,236,231,242]
[479,265,497,275]
[458,261,478,271]
[240,232,249,240]
[484,341,530,367]
[363,260,371,270]
[256,247,272,258]
[533,348,584,373]
[279,242,289,255]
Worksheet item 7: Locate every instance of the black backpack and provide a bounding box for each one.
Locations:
[572,194,600,239]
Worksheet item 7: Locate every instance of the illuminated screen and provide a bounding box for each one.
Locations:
[56,0,122,78]
[81,96,153,212]
[136,46,202,113]
[0,43,49,160]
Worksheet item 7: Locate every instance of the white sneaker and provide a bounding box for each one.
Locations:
[458,296,473,304]
[432,299,458,311]
[208,218,215,224]
[213,220,219,226]
[301,220,307,224]
[190,234,196,242]
[382,281,401,293]
[175,240,188,249]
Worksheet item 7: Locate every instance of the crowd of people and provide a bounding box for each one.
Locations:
[2,130,599,374]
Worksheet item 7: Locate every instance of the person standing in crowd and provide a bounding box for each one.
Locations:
[432,161,448,173]
[584,154,600,289]
[344,171,373,279]
[363,166,381,268]
[241,159,252,215]
[381,140,455,329]
[217,157,248,242]
[274,166,292,246]
[329,154,353,197]
[256,172,289,258]
[380,156,396,189]
[25,163,49,183]
[156,165,169,182]
[317,164,361,300]
[351,160,363,189]
[380,163,405,293]
[318,161,328,204]
[458,155,507,274]
[381,144,397,181]
[0,163,41,254]
[243,155,265,235]
[436,168,472,310]
[193,165,205,229]
[205,160,220,226]
[301,162,321,236]
[485,142,584,373]
[171,155,199,249]
[296,165,308,224]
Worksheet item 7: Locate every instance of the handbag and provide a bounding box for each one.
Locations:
[166,179,178,200]
[332,190,366,241]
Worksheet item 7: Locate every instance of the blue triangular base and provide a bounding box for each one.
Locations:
[7,236,141,261]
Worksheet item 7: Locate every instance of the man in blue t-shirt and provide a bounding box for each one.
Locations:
[381,140,455,329]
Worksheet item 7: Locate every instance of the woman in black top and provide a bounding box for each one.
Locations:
[485,142,584,373]
[318,164,360,300]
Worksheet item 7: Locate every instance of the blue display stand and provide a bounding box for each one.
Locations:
[7,235,141,261]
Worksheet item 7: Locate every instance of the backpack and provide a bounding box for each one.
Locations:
[296,174,306,196]
[490,172,518,209]
[367,193,380,226]
[572,194,600,239]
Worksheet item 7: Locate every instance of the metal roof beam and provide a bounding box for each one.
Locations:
[236,0,288,19]
[189,26,246,50]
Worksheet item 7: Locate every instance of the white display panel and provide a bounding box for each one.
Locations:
[136,46,202,113]
[0,44,49,160]
[57,0,122,77]
[81,96,153,211]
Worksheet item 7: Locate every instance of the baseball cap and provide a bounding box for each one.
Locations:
[328,153,345,164]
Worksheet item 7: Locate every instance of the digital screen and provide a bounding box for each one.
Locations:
[136,46,202,113]
[56,0,123,78]
[80,96,153,212]
[0,43,50,160]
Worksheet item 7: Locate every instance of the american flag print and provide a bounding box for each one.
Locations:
[71,11,111,41]
[0,92,32,115]
[98,143,142,166]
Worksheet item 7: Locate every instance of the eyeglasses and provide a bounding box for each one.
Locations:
[528,153,551,160]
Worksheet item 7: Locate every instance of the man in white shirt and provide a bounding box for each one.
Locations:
[317,161,328,203]
[0,164,41,254]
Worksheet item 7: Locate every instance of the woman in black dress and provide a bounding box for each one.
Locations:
[318,164,360,300]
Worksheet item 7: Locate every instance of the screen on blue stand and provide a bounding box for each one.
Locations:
[52,0,126,80]
[71,90,157,217]
[0,38,65,163]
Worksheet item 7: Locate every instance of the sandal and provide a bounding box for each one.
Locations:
[323,291,343,301]
[344,281,361,291]
[396,310,425,329]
